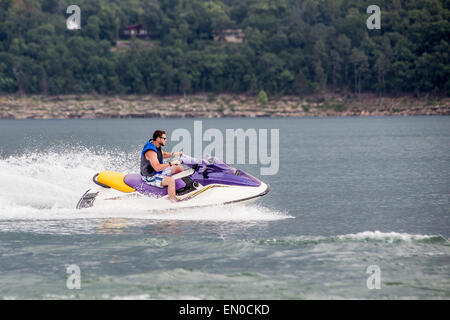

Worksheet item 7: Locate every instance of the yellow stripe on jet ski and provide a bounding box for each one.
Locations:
[97,171,135,193]
[179,184,228,202]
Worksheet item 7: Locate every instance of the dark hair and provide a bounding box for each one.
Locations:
[153,130,166,141]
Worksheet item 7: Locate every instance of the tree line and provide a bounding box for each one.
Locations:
[0,0,448,96]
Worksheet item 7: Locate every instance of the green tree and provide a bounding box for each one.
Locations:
[350,48,369,95]
[257,90,268,106]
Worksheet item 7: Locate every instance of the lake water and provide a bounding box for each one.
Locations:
[0,117,449,299]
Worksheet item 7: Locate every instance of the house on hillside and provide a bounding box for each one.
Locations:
[122,24,149,39]
[213,29,245,43]
[113,23,160,52]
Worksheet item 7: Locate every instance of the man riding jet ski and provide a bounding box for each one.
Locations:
[140,130,184,202]
[76,131,269,209]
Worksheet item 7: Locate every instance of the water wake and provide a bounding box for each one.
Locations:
[247,231,448,246]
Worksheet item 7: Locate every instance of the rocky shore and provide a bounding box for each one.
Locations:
[0,93,449,119]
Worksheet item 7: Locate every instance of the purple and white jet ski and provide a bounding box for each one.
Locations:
[76,154,269,209]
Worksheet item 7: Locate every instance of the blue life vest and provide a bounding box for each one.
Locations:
[140,139,163,176]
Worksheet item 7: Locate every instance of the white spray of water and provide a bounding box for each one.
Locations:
[336,230,445,242]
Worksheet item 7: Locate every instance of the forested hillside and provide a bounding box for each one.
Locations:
[0,0,448,96]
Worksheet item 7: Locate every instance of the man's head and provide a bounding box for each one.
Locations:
[153,130,167,146]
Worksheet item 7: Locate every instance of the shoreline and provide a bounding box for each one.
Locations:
[0,93,449,119]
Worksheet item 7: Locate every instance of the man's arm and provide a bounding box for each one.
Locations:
[162,151,172,159]
[163,151,183,159]
[145,151,171,172]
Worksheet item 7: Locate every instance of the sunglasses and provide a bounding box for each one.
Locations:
[160,137,167,140]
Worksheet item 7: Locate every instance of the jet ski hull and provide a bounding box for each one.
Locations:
[76,180,269,209]
[76,155,269,210]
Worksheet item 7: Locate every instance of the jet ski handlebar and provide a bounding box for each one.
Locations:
[179,154,200,166]
[180,154,219,166]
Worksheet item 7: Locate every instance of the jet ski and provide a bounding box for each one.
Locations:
[76,154,269,209]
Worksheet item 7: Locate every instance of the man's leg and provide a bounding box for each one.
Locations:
[171,165,183,175]
[161,176,177,202]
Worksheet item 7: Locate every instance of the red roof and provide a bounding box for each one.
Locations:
[124,24,142,30]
